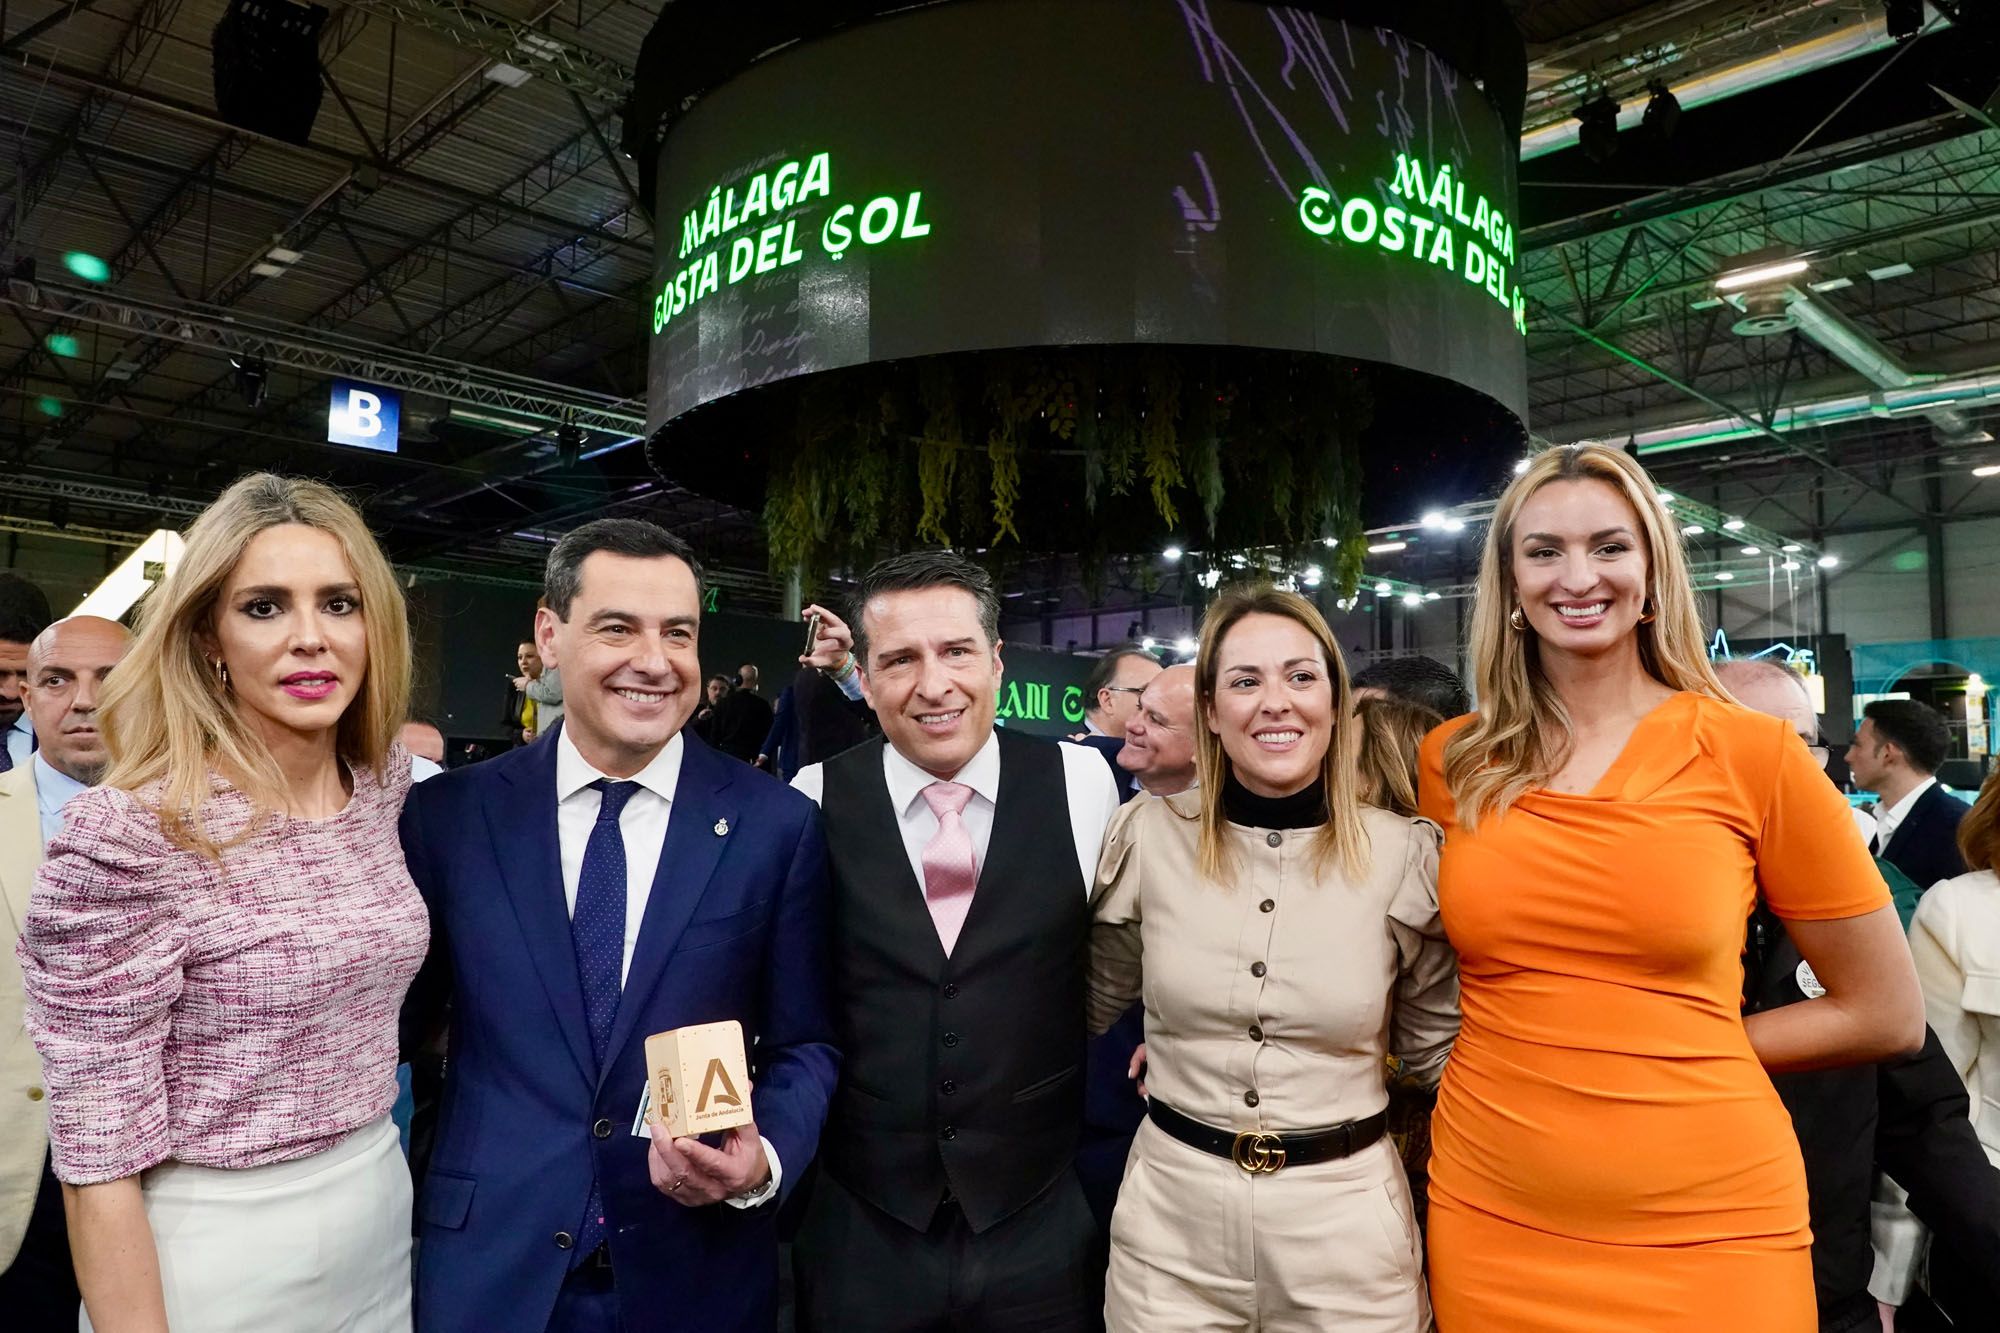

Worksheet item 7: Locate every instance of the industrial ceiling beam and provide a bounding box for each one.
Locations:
[338,0,633,108]
[10,280,646,433]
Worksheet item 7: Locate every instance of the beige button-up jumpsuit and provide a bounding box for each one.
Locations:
[1088,792,1459,1332]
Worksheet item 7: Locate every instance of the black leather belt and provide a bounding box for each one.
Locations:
[1148,1099,1387,1174]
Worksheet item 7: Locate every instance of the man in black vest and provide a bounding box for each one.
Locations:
[789,550,1122,1332]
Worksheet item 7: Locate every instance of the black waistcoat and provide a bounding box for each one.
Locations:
[819,730,1087,1234]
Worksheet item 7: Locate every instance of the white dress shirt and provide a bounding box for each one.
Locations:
[555,726,682,987]
[790,731,1122,895]
[1872,776,1938,851]
[4,715,31,769]
[33,751,88,848]
[555,726,778,1206]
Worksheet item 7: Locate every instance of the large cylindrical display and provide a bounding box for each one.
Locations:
[643,0,1527,438]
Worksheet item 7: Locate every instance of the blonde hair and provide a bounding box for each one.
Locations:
[1442,444,1726,827]
[100,473,411,856]
[1959,767,2000,877]
[1356,694,1445,818]
[1192,583,1369,882]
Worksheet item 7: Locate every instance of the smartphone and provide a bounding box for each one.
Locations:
[802,610,822,654]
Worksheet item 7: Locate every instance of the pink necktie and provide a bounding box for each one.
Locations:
[920,781,978,956]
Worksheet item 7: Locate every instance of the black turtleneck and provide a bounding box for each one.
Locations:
[1221,773,1328,830]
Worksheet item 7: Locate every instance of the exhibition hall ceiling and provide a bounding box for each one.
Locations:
[0,0,1992,607]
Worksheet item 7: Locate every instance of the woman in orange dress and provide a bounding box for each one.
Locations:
[1418,444,1924,1331]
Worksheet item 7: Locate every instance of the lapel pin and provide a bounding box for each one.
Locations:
[713,817,730,837]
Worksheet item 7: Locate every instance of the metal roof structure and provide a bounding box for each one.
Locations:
[0,0,1994,629]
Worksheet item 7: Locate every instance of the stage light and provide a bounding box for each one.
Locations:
[63,251,110,282]
[229,356,268,408]
[1367,540,1407,554]
[1886,0,1923,42]
[556,422,586,469]
[1782,561,1801,571]
[1442,517,1466,534]
[1514,457,1532,475]
[1974,465,2000,478]
[1781,543,1802,552]
[1173,637,1196,655]
[35,395,63,417]
[1723,517,1747,531]
[1577,92,1620,164]
[1716,260,1809,292]
[1163,544,1183,561]
[1715,572,1735,582]
[1374,581,1391,595]
[1321,536,1338,548]
[1420,511,1445,530]
[45,333,79,358]
[1741,545,1761,556]
[1816,554,1840,568]
[1642,80,1681,141]
[1402,592,1423,608]
[1141,637,1156,650]
[1682,524,1705,536]
[1424,591,1441,601]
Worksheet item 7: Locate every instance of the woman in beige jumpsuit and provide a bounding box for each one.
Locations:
[1089,585,1459,1331]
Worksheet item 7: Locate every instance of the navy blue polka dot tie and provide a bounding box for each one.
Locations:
[573,777,639,1260]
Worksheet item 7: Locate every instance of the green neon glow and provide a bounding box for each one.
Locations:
[1300,152,1526,337]
[63,251,111,283]
[652,153,936,337]
[45,333,79,358]
[36,395,63,417]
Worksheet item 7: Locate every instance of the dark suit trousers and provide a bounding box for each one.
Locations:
[794,1170,1100,1333]
[0,1156,79,1332]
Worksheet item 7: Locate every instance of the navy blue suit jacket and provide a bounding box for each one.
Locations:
[399,727,838,1333]
[1880,782,1971,894]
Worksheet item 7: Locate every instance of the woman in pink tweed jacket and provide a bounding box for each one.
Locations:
[18,473,427,1333]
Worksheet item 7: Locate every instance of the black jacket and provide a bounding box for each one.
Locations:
[703,687,774,764]
[1878,782,1972,894]
[1745,902,2000,1331]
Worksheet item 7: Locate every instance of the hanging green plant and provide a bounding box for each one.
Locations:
[915,363,961,544]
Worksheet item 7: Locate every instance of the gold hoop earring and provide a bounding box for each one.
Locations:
[1509,607,1527,632]
[213,658,231,689]
[1638,597,1657,625]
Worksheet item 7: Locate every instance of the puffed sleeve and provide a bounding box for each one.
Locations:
[1386,817,1459,1089]
[17,787,192,1184]
[1753,718,1893,921]
[1087,798,1147,1037]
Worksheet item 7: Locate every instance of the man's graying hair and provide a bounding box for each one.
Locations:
[544,518,705,618]
[849,550,1000,666]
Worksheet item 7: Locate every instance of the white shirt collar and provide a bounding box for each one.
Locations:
[8,714,31,740]
[33,751,87,813]
[1879,775,1937,834]
[555,725,684,806]
[884,730,1001,819]
[1084,718,1106,737]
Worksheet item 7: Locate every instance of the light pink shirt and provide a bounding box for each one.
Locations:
[17,751,428,1184]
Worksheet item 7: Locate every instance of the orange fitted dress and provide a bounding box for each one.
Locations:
[1416,692,1891,1332]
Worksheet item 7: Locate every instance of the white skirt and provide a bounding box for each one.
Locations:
[82,1116,412,1333]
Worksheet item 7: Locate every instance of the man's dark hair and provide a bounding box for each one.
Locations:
[1864,698,1951,774]
[1352,655,1471,719]
[0,573,53,645]
[1084,647,1159,716]
[706,673,733,689]
[544,519,705,619]
[849,549,1000,667]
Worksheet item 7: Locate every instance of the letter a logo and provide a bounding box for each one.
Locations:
[696,1057,742,1113]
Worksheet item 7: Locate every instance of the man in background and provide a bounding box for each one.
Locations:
[1847,699,1970,893]
[1,615,130,1323]
[400,720,446,782]
[1722,659,2000,1333]
[0,575,53,773]
[1352,654,1471,720]
[1070,646,1161,799]
[1115,665,1197,801]
[705,661,774,764]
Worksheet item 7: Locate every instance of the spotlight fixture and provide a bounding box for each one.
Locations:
[1642,79,1681,141]
[1722,517,1747,531]
[556,422,586,469]
[1424,591,1441,601]
[1741,546,1761,556]
[1402,592,1423,608]
[1173,637,1196,655]
[1886,0,1923,42]
[1321,536,1337,548]
[1715,571,1736,582]
[1163,544,1183,561]
[229,355,268,408]
[1974,464,2000,478]
[1781,543,1803,552]
[1577,91,1621,164]
[1373,581,1392,595]
[1816,554,1840,568]
[1682,524,1705,536]
[1420,511,1446,530]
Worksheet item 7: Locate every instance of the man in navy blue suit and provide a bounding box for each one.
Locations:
[1847,698,1971,894]
[400,519,838,1333]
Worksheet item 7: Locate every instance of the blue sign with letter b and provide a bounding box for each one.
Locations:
[328,379,400,452]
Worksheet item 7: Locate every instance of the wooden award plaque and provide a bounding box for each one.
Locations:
[643,1019,755,1139]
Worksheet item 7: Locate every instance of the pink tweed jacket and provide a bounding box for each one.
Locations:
[16,752,428,1185]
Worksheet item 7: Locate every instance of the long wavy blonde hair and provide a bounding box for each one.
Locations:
[100,473,410,855]
[1193,583,1370,882]
[1441,444,1727,827]
[1356,694,1445,818]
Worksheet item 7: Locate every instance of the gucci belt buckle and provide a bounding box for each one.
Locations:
[1230,1129,1287,1175]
